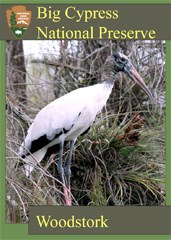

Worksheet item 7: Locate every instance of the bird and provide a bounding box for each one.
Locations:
[18,52,153,206]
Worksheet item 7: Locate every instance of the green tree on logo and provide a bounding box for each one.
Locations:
[10,11,17,28]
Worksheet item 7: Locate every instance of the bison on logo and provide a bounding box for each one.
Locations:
[6,6,32,38]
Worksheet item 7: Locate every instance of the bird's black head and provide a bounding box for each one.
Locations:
[104,52,131,75]
[113,52,130,73]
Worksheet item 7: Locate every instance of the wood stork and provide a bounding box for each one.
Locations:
[18,52,153,206]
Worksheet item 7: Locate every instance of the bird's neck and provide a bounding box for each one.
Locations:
[102,78,115,86]
[101,72,117,90]
[101,57,117,85]
[100,80,114,95]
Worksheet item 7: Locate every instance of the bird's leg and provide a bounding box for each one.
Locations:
[58,141,65,184]
[65,139,75,191]
[58,141,71,206]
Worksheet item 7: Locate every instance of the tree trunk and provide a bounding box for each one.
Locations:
[6,40,26,109]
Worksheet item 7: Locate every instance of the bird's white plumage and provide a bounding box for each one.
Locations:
[19,82,113,171]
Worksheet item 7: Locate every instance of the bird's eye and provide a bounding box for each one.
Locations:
[121,57,126,62]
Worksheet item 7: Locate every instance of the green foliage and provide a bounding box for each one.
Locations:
[71,113,165,206]
[10,11,17,28]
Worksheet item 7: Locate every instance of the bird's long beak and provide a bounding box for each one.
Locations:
[124,64,154,103]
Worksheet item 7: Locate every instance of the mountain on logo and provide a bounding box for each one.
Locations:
[6,6,32,38]
[17,20,29,25]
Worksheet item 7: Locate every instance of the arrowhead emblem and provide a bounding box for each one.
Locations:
[6,6,32,39]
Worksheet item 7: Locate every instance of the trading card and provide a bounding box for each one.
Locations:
[0,1,170,239]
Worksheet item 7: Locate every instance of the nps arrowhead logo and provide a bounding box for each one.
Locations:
[6,6,32,38]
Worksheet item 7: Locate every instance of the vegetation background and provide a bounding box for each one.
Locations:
[6,40,166,223]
